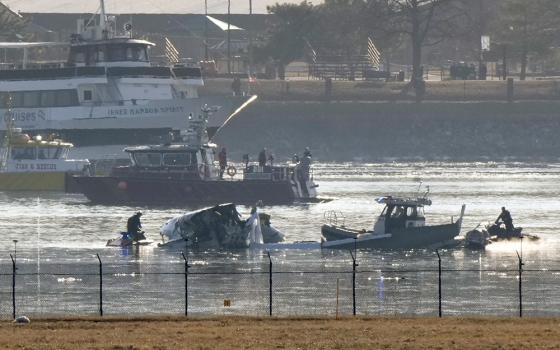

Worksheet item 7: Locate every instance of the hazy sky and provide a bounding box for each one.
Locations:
[3,0,322,14]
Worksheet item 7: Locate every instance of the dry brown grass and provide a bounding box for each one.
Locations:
[1,317,560,349]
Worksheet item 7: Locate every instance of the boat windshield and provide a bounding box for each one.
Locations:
[133,152,162,167]
[11,147,36,160]
[38,147,64,160]
[162,153,193,167]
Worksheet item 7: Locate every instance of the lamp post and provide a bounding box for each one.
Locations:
[204,0,208,61]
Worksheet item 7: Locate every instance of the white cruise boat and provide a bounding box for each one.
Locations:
[0,0,253,146]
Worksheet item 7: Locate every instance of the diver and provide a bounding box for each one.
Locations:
[127,212,145,241]
[495,207,514,235]
[303,147,312,158]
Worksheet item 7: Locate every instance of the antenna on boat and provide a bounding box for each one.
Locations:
[99,0,108,34]
[416,181,423,197]
[1,94,14,171]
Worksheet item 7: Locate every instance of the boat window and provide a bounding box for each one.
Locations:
[23,91,40,107]
[83,90,93,101]
[163,153,191,167]
[71,47,86,64]
[391,206,406,218]
[407,207,418,218]
[134,152,162,167]
[138,47,148,61]
[11,147,36,160]
[108,46,126,61]
[95,46,105,62]
[41,91,57,107]
[38,147,63,160]
[56,90,79,107]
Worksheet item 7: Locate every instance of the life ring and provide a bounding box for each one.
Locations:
[226,165,237,177]
[198,164,207,179]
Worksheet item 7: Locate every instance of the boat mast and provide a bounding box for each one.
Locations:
[99,0,107,31]
[99,0,109,39]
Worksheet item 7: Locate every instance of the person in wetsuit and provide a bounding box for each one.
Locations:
[127,212,144,241]
[495,207,514,234]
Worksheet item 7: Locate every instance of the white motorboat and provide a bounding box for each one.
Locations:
[322,195,465,250]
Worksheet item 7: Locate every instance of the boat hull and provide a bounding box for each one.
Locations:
[0,95,251,146]
[73,176,299,205]
[0,172,82,191]
[321,222,461,250]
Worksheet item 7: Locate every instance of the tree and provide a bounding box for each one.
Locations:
[254,1,316,79]
[0,3,26,41]
[383,0,469,99]
[496,0,559,80]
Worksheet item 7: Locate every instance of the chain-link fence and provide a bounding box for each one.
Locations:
[1,251,556,319]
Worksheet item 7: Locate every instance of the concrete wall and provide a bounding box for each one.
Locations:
[213,101,560,162]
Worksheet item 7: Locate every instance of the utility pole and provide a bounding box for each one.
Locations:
[204,0,208,61]
[478,0,484,80]
[227,0,231,75]
[248,0,253,93]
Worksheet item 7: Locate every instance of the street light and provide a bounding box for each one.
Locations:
[227,0,231,75]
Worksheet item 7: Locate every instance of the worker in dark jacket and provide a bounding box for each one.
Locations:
[258,148,267,167]
[495,207,514,234]
[218,147,227,179]
[127,212,144,241]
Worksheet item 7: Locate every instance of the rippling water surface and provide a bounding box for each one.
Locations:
[0,162,559,317]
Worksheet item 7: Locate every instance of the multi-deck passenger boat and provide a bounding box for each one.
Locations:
[0,0,252,145]
[73,107,318,205]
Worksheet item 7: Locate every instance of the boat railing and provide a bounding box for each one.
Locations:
[323,210,345,227]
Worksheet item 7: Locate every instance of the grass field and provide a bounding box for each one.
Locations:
[2,317,560,349]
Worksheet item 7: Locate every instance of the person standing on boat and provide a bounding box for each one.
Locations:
[218,147,227,179]
[303,147,312,158]
[495,207,514,234]
[127,212,144,241]
[258,148,267,168]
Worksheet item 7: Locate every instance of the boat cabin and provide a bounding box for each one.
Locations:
[113,143,219,180]
[1,130,89,173]
[372,196,430,235]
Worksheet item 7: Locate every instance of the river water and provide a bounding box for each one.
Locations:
[0,162,559,317]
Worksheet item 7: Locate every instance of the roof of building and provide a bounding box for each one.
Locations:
[2,0,322,15]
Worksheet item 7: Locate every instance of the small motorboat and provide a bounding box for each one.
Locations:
[321,195,465,250]
[158,203,282,249]
[106,231,154,247]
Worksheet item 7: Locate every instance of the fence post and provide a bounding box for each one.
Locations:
[10,254,15,320]
[350,239,358,316]
[96,254,103,317]
[516,250,523,318]
[267,251,272,317]
[436,249,442,318]
[181,251,190,317]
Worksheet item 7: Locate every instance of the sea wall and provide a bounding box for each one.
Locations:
[213,101,560,162]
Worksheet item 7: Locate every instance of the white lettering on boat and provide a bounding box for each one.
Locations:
[15,163,57,170]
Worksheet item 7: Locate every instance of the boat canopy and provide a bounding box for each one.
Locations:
[376,196,432,207]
